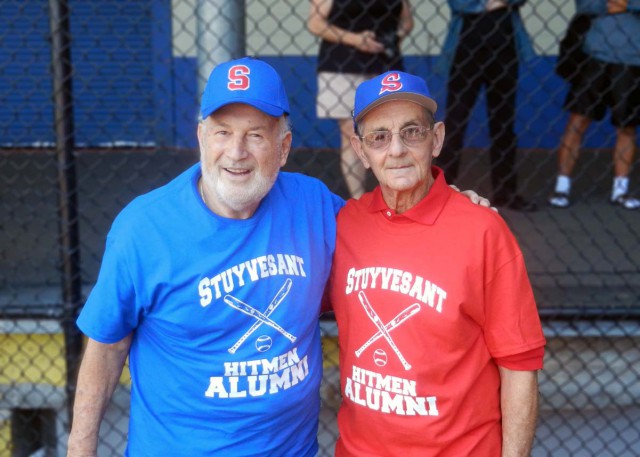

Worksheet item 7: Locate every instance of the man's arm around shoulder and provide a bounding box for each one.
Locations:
[67,334,132,457]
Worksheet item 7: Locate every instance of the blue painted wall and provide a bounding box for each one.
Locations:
[0,2,53,145]
[0,0,173,147]
[0,2,624,150]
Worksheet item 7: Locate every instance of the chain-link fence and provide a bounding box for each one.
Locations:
[1,0,639,456]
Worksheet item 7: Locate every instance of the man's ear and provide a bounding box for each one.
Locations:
[197,121,206,152]
[279,130,292,167]
[431,122,445,159]
[350,135,371,169]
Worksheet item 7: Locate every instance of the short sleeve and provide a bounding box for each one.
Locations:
[483,230,546,359]
[495,346,545,370]
[77,232,143,343]
[628,1,640,13]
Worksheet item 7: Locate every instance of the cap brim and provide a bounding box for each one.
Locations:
[202,98,286,119]
[354,92,437,122]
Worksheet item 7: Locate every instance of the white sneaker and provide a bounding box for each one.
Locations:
[548,192,571,208]
[610,194,640,210]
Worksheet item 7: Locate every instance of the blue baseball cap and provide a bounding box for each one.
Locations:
[353,71,437,123]
[200,57,290,119]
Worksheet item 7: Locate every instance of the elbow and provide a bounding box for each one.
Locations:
[307,19,321,36]
[402,16,414,36]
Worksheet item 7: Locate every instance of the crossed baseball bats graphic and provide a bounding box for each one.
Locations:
[224,278,294,354]
[223,282,419,368]
[357,290,421,371]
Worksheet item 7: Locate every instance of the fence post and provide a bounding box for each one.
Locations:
[48,0,83,428]
[196,0,246,96]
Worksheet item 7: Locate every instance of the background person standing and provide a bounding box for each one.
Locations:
[549,0,640,210]
[436,0,537,211]
[308,0,413,198]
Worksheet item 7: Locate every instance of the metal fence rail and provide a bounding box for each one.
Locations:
[1,1,639,456]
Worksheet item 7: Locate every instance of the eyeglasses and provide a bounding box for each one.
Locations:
[359,125,431,149]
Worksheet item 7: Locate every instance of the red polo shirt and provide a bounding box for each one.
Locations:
[329,167,546,456]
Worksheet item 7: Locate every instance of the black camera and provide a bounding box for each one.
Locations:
[377,31,399,59]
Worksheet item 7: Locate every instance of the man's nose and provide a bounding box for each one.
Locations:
[387,132,407,156]
[226,135,249,159]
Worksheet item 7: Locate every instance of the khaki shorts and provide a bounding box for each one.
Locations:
[316,72,374,119]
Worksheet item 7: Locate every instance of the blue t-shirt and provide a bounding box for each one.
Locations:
[575,0,640,66]
[78,164,345,456]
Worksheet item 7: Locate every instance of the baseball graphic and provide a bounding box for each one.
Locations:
[373,348,387,366]
[255,335,272,352]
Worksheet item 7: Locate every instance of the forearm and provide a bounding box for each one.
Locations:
[307,0,371,49]
[308,0,342,43]
[398,0,414,40]
[67,335,132,457]
[499,367,539,457]
[308,19,361,47]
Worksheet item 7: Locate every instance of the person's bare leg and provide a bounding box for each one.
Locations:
[610,126,639,209]
[557,112,591,176]
[549,112,591,207]
[339,118,366,198]
[612,126,636,178]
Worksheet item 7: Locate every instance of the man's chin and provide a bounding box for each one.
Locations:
[217,185,271,211]
[205,172,278,210]
[385,178,418,191]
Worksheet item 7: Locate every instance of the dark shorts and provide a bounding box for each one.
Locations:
[564,58,640,127]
